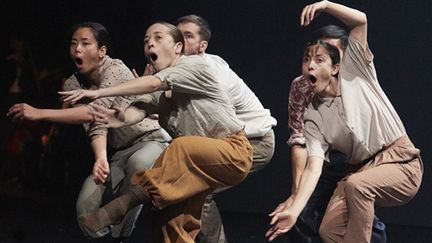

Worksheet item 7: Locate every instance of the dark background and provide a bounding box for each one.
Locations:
[1,0,431,242]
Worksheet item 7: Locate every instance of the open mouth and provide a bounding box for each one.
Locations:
[309,75,317,84]
[75,57,83,65]
[149,53,158,62]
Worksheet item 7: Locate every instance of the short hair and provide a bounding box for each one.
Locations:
[176,14,211,42]
[309,25,348,51]
[151,22,185,53]
[71,22,111,51]
[305,40,341,65]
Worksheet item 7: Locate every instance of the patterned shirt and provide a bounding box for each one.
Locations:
[287,75,314,146]
[63,55,160,149]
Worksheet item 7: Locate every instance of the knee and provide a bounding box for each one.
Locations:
[127,155,155,173]
[344,177,373,201]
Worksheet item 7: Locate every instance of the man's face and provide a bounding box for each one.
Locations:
[302,44,338,94]
[144,23,182,72]
[177,22,207,56]
[69,27,105,77]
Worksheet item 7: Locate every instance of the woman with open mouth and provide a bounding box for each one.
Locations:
[60,22,253,243]
[8,21,171,242]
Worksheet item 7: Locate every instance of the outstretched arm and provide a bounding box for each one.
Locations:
[90,104,146,129]
[301,0,367,47]
[266,156,324,241]
[7,103,94,124]
[59,75,168,104]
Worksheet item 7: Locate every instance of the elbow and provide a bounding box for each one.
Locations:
[148,76,164,92]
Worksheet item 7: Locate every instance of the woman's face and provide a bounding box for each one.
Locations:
[143,23,182,72]
[69,27,106,79]
[302,44,338,94]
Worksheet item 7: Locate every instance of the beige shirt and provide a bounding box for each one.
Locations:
[154,55,244,139]
[63,56,160,149]
[305,37,406,164]
[203,54,277,138]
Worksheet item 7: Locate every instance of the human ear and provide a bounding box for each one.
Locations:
[199,40,208,53]
[174,42,183,54]
[331,63,340,76]
[99,46,107,58]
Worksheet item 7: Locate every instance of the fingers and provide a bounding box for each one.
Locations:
[132,68,139,78]
[143,64,154,76]
[59,90,85,104]
[300,3,319,26]
[269,203,284,216]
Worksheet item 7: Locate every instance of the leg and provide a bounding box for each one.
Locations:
[81,133,253,242]
[195,193,228,243]
[111,138,169,239]
[76,175,111,238]
[196,130,275,243]
[319,159,422,243]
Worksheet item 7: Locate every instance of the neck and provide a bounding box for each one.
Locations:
[321,76,339,98]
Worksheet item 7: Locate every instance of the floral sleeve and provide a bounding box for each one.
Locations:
[287,75,314,146]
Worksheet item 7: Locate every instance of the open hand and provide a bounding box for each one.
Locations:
[7,103,42,121]
[89,103,126,128]
[58,89,99,104]
[266,208,299,241]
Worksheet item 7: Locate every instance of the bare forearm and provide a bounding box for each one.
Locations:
[90,135,108,160]
[324,1,367,29]
[123,106,146,126]
[98,76,168,98]
[291,145,308,193]
[289,157,323,215]
[42,106,93,124]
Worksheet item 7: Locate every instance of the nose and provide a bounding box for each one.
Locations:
[307,60,314,70]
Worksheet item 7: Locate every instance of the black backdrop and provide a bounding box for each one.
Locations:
[3,0,431,228]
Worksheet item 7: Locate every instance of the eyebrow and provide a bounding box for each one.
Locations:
[145,31,164,38]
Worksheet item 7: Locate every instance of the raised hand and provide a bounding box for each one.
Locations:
[7,103,42,121]
[300,0,328,26]
[89,103,126,129]
[59,89,99,104]
[266,208,299,241]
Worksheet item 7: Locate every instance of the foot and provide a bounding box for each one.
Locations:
[79,191,142,233]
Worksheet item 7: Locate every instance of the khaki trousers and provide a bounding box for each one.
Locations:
[319,136,423,243]
[131,131,253,243]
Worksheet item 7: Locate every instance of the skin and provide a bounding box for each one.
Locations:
[177,21,208,56]
[59,23,181,103]
[7,26,111,184]
[266,1,367,241]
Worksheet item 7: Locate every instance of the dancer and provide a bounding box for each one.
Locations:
[267,1,423,242]
[278,25,386,242]
[60,22,253,243]
[7,22,170,241]
[176,14,277,243]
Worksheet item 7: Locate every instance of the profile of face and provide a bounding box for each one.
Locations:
[302,44,339,94]
[177,22,207,56]
[69,27,106,78]
[144,23,183,72]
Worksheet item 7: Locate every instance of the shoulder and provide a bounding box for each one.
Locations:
[63,74,80,91]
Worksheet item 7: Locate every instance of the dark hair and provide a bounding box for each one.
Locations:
[305,40,341,65]
[309,25,348,51]
[71,22,111,51]
[176,14,211,42]
[151,21,185,53]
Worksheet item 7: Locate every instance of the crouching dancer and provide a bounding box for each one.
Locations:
[60,22,253,243]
